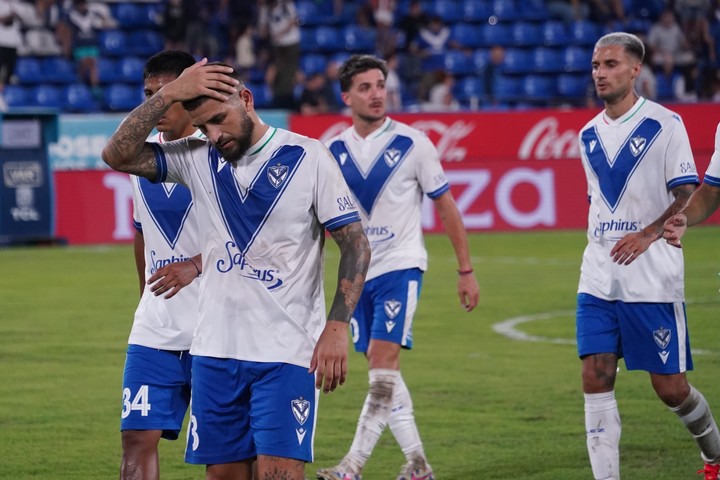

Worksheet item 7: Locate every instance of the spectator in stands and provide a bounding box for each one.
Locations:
[415,15,451,56]
[423,70,460,112]
[636,49,658,100]
[370,0,395,57]
[384,52,402,111]
[67,0,116,92]
[159,0,187,51]
[205,0,232,61]
[234,24,255,76]
[647,9,696,71]
[0,0,21,95]
[483,45,506,106]
[298,70,337,115]
[397,0,427,52]
[258,0,301,110]
[183,0,209,58]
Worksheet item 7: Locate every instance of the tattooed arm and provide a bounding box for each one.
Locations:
[101,59,238,180]
[310,221,370,393]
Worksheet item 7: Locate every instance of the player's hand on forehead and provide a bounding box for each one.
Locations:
[166,58,240,103]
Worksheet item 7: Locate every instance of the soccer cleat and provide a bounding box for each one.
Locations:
[316,461,361,480]
[698,463,720,480]
[396,461,435,480]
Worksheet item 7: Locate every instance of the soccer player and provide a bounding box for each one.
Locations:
[102,59,371,480]
[120,50,204,480]
[576,32,720,480]
[316,54,480,480]
[663,122,720,249]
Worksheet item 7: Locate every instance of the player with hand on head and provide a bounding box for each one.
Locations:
[102,59,371,480]
[119,49,205,480]
[576,32,720,480]
[664,123,720,249]
[316,54,480,480]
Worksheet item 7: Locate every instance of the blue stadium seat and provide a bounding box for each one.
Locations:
[522,74,557,101]
[520,0,551,21]
[98,30,129,57]
[15,58,43,84]
[64,83,99,112]
[532,47,564,73]
[343,25,376,53]
[454,76,485,102]
[3,85,32,108]
[113,3,144,28]
[300,54,327,76]
[428,0,463,23]
[296,0,327,26]
[492,0,521,22]
[563,46,592,73]
[421,53,445,72]
[247,83,272,109]
[42,57,78,84]
[462,0,492,22]
[315,26,342,53]
[542,21,568,47]
[511,22,542,47]
[451,23,483,48]
[32,84,64,109]
[97,57,122,83]
[480,23,512,47]
[473,49,491,70]
[557,74,590,99]
[128,30,164,56]
[570,20,601,46]
[118,57,145,83]
[104,83,143,111]
[442,50,473,75]
[492,74,522,102]
[502,48,533,74]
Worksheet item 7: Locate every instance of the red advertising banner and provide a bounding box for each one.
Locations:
[53,105,720,244]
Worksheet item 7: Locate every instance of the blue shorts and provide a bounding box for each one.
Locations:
[121,344,192,440]
[350,268,423,353]
[576,293,693,373]
[185,357,318,465]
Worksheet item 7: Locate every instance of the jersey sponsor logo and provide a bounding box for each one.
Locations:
[329,135,414,216]
[593,218,639,238]
[138,178,193,249]
[148,250,194,275]
[364,225,395,244]
[210,145,304,286]
[582,118,662,213]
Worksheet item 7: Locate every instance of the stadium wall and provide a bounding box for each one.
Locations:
[49,105,720,244]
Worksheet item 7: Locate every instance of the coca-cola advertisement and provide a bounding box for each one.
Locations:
[289,104,720,232]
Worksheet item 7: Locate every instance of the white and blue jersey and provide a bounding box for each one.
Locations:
[577,97,698,303]
[325,117,449,281]
[152,126,360,368]
[129,130,204,350]
[700,122,720,187]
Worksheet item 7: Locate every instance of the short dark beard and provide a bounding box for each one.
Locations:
[218,110,255,162]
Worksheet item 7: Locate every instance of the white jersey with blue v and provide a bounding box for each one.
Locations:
[578,97,698,303]
[129,130,204,350]
[325,117,448,280]
[152,127,360,367]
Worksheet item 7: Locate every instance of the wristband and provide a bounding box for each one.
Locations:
[457,269,474,276]
[189,258,201,277]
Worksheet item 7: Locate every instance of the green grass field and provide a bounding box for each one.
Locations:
[1,228,719,479]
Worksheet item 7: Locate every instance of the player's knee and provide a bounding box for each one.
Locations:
[121,430,161,456]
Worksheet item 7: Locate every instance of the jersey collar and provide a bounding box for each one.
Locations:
[352,117,392,141]
[247,125,277,157]
[602,97,646,125]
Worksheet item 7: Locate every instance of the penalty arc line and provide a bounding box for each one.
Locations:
[492,310,717,356]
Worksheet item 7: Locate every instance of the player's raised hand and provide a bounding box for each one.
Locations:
[663,213,687,248]
[162,58,239,104]
[309,320,349,394]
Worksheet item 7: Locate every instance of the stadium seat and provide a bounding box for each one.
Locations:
[98,30,129,57]
[42,57,78,84]
[15,57,44,84]
[32,84,64,109]
[522,74,557,101]
[421,53,445,72]
[570,20,601,46]
[442,50,473,75]
[462,0,492,22]
[454,76,485,103]
[511,22,543,47]
[247,83,272,109]
[542,21,568,47]
[563,46,592,73]
[315,26,342,53]
[557,74,590,99]
[296,0,325,26]
[97,57,122,84]
[532,47,564,73]
[104,83,143,111]
[479,23,512,47]
[64,83,99,112]
[520,0,551,21]
[3,85,31,108]
[492,74,522,102]
[113,3,144,28]
[118,57,145,83]
[300,54,327,76]
[128,30,164,57]
[502,48,534,74]
[492,0,521,22]
[343,25,376,53]
[451,23,483,49]
[473,49,491,70]
[428,0,463,23]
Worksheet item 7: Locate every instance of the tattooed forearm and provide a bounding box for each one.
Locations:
[328,221,370,323]
[101,92,173,179]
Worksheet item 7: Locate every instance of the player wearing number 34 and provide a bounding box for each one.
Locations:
[102,59,371,480]
[576,32,720,480]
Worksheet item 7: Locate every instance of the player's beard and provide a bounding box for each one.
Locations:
[216,109,255,162]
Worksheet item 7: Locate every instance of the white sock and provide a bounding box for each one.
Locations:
[670,385,720,464]
[388,374,428,469]
[344,369,399,471]
[585,391,621,480]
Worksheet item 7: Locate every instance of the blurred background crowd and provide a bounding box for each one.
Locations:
[0,0,719,114]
